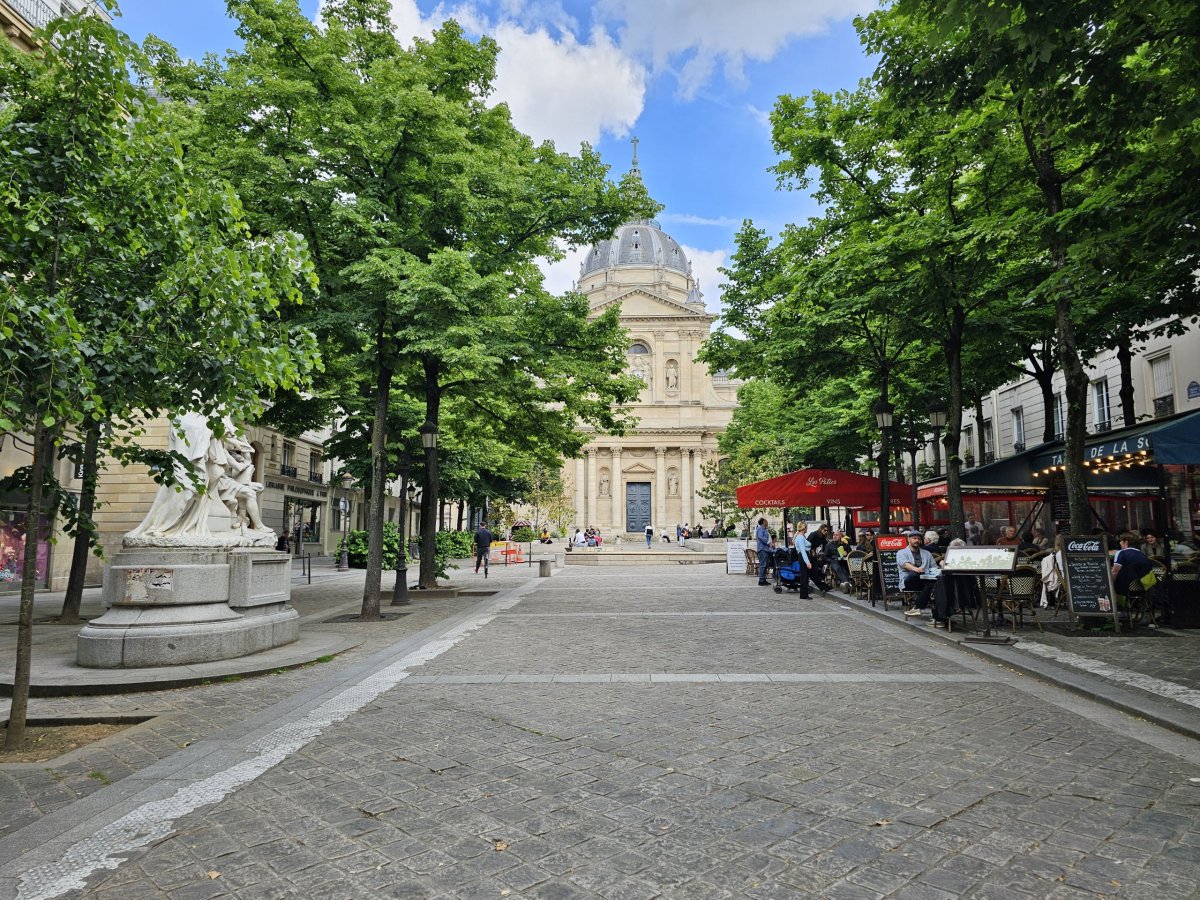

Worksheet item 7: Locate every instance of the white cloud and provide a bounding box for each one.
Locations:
[682,244,728,310]
[491,23,645,149]
[660,213,740,227]
[597,0,874,98]
[539,244,590,297]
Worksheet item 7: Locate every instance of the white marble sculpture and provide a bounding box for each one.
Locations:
[125,413,274,548]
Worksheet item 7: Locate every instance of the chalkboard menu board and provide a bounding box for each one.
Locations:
[1062,534,1119,628]
[1050,473,1069,525]
[874,535,907,602]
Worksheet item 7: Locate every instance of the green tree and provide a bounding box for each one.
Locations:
[862,0,1200,532]
[147,0,652,611]
[0,12,317,748]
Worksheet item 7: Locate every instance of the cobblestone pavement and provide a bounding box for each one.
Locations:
[3,565,1200,898]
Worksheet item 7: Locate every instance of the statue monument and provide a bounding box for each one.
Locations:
[78,414,299,668]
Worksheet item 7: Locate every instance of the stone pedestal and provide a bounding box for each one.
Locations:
[77,547,297,668]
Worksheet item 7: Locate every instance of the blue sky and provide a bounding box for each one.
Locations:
[112,0,877,308]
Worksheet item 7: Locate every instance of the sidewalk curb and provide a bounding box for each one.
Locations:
[828,588,1200,742]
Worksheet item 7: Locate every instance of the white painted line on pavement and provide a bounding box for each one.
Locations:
[15,590,531,900]
[1019,642,1200,710]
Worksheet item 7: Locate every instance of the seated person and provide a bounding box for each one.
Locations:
[996,525,1020,546]
[898,531,937,619]
[1112,532,1155,609]
[829,530,852,585]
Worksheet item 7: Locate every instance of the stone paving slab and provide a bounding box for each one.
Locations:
[1,562,1200,898]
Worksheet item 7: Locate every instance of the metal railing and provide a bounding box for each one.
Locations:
[279,464,297,478]
[307,471,324,484]
[5,0,109,31]
[6,0,57,30]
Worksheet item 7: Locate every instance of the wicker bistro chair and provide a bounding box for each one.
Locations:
[744,548,759,578]
[846,551,872,600]
[997,565,1043,633]
[1124,557,1168,626]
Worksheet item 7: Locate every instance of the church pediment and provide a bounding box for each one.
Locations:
[591,288,701,320]
[623,462,654,474]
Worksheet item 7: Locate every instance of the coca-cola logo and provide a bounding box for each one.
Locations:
[805,476,837,487]
[1068,540,1101,552]
[876,536,907,551]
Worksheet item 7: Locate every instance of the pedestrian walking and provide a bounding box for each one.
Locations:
[474,522,494,576]
[645,523,653,548]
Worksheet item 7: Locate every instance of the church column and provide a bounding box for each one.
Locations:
[586,447,598,528]
[680,448,692,525]
[655,446,667,532]
[574,456,585,528]
[611,447,623,533]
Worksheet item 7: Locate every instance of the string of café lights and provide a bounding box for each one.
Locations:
[1033,448,1154,478]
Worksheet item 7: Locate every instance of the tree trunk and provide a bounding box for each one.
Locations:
[1031,341,1057,444]
[6,423,51,750]
[60,419,101,624]
[419,363,442,589]
[360,363,393,620]
[945,305,966,540]
[1116,335,1135,427]
[973,394,986,461]
[456,501,464,531]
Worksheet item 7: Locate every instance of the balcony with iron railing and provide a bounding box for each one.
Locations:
[279,464,298,478]
[307,471,324,484]
[3,0,110,31]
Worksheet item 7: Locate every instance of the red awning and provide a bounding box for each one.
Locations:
[736,469,911,509]
[918,482,947,500]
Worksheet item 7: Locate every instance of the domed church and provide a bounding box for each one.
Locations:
[566,142,740,537]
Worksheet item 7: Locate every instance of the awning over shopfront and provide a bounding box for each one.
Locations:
[736,469,909,509]
[1032,407,1200,471]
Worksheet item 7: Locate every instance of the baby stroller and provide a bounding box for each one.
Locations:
[773,547,804,594]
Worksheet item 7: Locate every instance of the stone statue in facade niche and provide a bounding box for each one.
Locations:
[666,363,679,390]
[668,470,679,496]
[125,413,274,548]
[599,472,610,497]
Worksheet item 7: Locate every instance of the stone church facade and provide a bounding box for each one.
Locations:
[566,212,739,537]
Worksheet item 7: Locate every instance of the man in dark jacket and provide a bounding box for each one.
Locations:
[474,522,494,575]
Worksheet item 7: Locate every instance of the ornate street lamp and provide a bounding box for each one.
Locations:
[392,453,413,607]
[337,472,352,571]
[927,400,948,476]
[873,400,894,534]
[418,422,438,588]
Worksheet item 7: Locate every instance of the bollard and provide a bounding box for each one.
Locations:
[538,559,552,577]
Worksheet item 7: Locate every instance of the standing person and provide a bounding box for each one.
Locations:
[898,531,937,619]
[474,521,494,576]
[755,517,774,586]
[965,515,983,546]
[645,522,653,548]
[792,522,813,598]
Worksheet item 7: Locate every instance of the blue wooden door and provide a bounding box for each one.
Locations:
[626,482,651,533]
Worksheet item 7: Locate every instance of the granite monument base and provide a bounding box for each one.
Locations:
[77,547,297,668]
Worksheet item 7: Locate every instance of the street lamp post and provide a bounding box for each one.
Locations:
[903,436,922,531]
[927,400,948,476]
[392,454,412,606]
[874,400,894,534]
[337,473,352,571]
[418,422,438,589]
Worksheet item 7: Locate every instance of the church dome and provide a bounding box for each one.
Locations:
[580,220,691,278]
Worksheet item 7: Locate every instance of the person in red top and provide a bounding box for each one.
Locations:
[996,526,1020,546]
